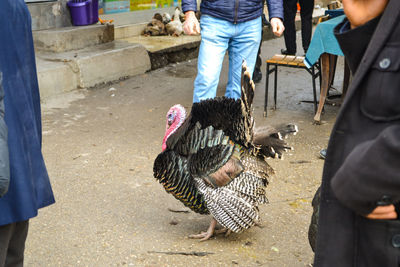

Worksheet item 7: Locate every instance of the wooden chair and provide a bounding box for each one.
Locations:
[263,54,321,117]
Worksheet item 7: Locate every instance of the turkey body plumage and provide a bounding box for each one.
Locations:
[153,62,296,240]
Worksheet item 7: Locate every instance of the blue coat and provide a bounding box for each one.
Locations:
[0,72,9,198]
[182,0,283,23]
[0,0,55,226]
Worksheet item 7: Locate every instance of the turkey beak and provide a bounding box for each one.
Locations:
[167,113,174,128]
[167,119,173,129]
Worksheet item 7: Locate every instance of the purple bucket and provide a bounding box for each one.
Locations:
[67,0,98,26]
[90,0,99,24]
[67,0,91,26]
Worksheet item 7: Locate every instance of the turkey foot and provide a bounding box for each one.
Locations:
[189,218,217,241]
[221,229,232,237]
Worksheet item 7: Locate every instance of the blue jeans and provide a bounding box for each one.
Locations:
[193,15,262,103]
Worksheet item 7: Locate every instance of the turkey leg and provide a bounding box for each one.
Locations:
[189,218,218,241]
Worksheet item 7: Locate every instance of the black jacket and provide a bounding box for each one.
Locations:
[314,0,400,266]
[182,0,283,23]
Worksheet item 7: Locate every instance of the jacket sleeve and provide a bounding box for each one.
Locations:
[331,125,400,216]
[181,0,197,13]
[266,0,283,20]
[0,73,10,198]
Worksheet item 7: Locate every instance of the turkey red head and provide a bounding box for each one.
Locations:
[162,104,186,151]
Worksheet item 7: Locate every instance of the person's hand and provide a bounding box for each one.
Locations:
[183,11,200,35]
[365,204,397,220]
[342,0,389,29]
[270,17,284,37]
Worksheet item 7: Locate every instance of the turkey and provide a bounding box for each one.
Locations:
[165,8,184,36]
[153,62,297,240]
[142,13,167,36]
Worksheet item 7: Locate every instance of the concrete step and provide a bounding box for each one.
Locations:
[36,40,151,99]
[33,24,114,52]
[99,7,176,26]
[115,23,147,39]
[99,6,175,40]
[36,58,79,99]
[121,35,201,70]
[28,1,71,31]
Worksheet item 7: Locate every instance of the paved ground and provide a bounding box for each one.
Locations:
[25,33,344,266]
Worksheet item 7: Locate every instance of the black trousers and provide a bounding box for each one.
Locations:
[0,221,29,267]
[283,0,314,54]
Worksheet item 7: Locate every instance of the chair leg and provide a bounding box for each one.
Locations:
[273,64,278,110]
[264,63,270,117]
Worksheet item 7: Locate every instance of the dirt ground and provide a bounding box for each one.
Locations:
[25,35,344,266]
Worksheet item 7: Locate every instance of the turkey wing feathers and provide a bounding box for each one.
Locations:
[189,98,251,146]
[194,156,270,233]
[184,124,234,174]
[153,150,209,214]
[179,123,244,188]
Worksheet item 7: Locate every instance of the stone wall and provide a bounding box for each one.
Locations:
[27,0,72,31]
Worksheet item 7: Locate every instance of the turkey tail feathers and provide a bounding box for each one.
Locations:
[240,60,255,112]
[240,61,255,147]
[194,177,261,233]
[253,124,299,159]
[193,150,271,233]
[274,123,298,139]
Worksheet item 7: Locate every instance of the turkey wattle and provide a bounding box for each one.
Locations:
[153,62,297,240]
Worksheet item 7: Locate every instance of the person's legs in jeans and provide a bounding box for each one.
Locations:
[226,17,262,99]
[193,15,232,103]
[299,0,314,53]
[282,0,298,55]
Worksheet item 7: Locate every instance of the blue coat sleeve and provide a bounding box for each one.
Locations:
[182,0,197,13]
[0,0,55,226]
[266,0,284,20]
[0,72,10,198]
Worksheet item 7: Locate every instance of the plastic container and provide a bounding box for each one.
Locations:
[67,0,99,26]
[89,0,99,24]
[68,0,91,26]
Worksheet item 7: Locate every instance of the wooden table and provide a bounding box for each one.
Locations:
[304,14,350,123]
[315,53,350,123]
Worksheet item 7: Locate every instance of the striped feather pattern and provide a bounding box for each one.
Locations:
[154,62,296,236]
[154,151,209,214]
[193,146,272,233]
